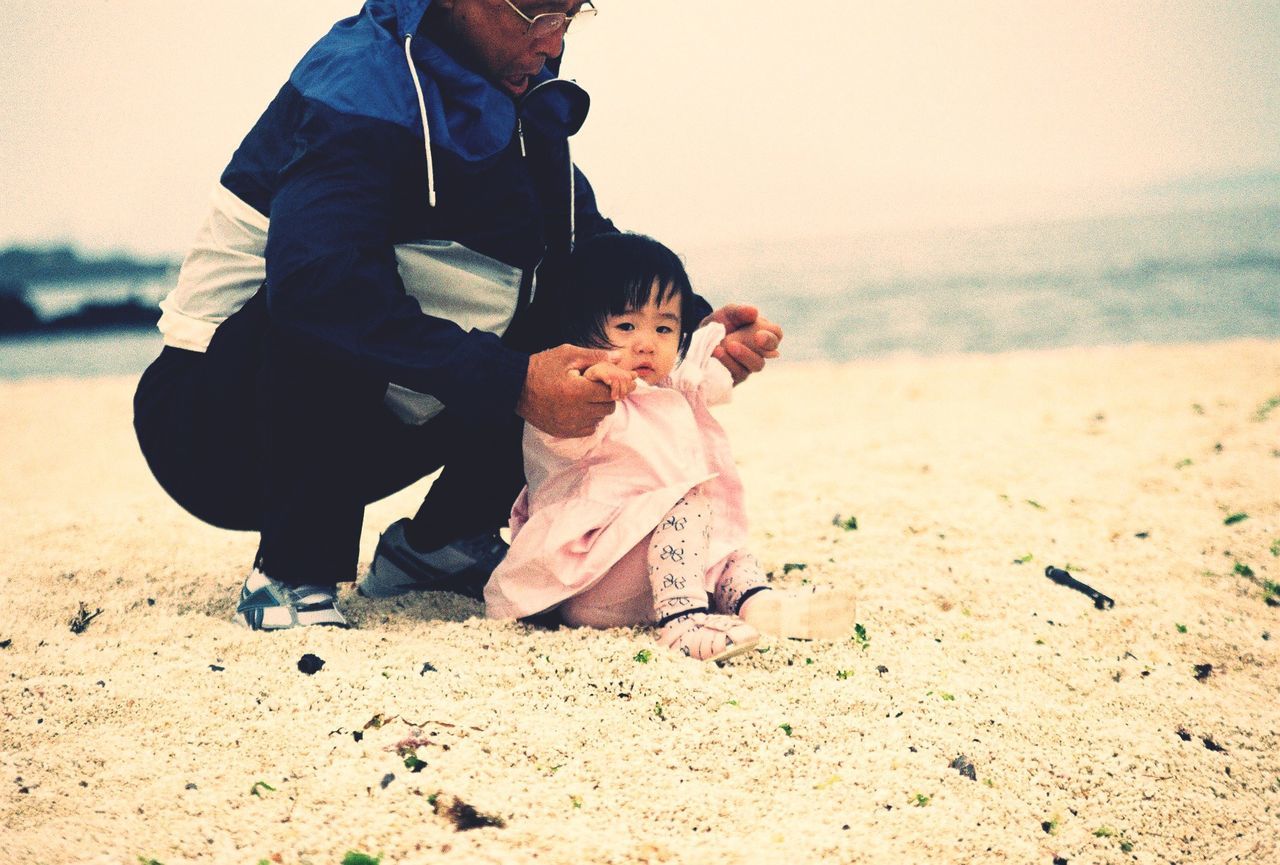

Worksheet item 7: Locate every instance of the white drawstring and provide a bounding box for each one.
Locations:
[403,34,437,208]
[567,138,576,253]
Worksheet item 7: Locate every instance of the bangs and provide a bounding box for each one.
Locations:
[613,275,683,317]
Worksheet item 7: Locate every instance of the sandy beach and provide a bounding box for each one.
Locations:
[2,339,1278,865]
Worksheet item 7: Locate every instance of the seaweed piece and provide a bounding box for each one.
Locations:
[1252,395,1280,422]
[388,735,441,770]
[341,852,382,865]
[1201,736,1227,753]
[0,639,11,649]
[434,795,506,831]
[852,623,870,650]
[1193,663,1213,680]
[419,662,437,675]
[1224,512,1249,526]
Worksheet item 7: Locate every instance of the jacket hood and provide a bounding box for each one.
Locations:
[288,0,588,163]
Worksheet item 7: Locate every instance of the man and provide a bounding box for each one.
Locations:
[133,0,782,630]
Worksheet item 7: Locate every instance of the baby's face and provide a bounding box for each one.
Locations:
[603,283,682,385]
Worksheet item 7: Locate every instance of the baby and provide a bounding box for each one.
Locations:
[485,232,856,660]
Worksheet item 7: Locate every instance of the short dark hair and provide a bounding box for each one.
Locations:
[557,232,699,358]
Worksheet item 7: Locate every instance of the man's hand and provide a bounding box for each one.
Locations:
[703,303,783,385]
[583,361,638,401]
[517,344,620,437]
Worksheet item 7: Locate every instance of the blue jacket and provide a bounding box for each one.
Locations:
[158,0,625,426]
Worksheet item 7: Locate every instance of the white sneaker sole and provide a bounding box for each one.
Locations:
[234,605,348,630]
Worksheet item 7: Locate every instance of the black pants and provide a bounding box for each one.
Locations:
[133,290,524,586]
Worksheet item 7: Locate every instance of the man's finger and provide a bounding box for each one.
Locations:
[713,346,750,383]
[563,344,613,371]
[754,329,781,354]
[723,339,767,374]
[584,395,617,417]
[569,374,616,404]
[724,303,759,325]
[704,303,759,329]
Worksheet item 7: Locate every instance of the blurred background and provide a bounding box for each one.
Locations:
[2,0,1277,376]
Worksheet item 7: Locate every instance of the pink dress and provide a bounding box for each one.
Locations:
[484,324,748,620]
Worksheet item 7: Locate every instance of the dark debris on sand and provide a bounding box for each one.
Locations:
[435,795,506,831]
[949,754,977,781]
[297,653,325,675]
[69,602,103,634]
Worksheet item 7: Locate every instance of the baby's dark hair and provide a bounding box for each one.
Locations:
[557,232,700,358]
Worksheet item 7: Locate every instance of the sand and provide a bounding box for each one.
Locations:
[2,339,1278,865]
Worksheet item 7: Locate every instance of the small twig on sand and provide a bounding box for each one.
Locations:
[402,717,486,732]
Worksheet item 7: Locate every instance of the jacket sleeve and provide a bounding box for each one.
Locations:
[263,106,528,426]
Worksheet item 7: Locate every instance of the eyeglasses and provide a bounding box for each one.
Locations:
[500,0,596,40]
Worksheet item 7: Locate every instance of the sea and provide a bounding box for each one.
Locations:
[2,202,1277,379]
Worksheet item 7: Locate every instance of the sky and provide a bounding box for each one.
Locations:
[1,0,1277,258]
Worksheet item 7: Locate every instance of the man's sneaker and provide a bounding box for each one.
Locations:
[357,518,507,600]
[234,570,349,630]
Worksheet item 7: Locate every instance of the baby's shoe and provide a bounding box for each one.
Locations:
[737,585,858,641]
[657,611,759,662]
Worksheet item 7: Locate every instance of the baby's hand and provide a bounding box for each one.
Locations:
[581,362,637,401]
